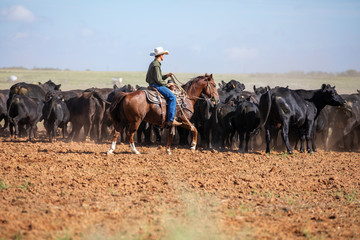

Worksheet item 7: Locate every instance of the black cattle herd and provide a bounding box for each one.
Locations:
[0,79,359,153]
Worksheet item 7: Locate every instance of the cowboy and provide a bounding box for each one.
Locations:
[146,46,181,127]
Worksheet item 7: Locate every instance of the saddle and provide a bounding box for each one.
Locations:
[143,87,166,105]
[142,86,190,126]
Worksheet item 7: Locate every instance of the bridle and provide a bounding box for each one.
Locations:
[171,74,218,103]
[204,77,218,103]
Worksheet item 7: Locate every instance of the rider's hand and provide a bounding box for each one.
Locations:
[167,82,175,90]
[167,73,173,77]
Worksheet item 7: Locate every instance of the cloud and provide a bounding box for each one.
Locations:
[191,45,202,53]
[14,32,29,39]
[224,47,259,61]
[81,27,94,37]
[0,5,36,22]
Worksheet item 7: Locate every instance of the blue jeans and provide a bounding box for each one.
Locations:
[149,84,176,122]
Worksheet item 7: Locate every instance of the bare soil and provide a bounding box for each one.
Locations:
[0,134,359,240]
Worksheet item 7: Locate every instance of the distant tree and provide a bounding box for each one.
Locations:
[0,66,27,70]
[32,67,61,71]
[336,69,359,77]
[287,71,305,77]
[306,71,334,78]
[344,69,359,77]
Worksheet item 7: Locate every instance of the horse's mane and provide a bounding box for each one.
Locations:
[182,75,206,91]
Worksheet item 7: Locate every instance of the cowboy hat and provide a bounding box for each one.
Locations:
[150,46,169,56]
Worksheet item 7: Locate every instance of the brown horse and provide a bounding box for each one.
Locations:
[107,74,219,155]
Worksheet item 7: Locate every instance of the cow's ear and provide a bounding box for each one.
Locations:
[321,84,327,90]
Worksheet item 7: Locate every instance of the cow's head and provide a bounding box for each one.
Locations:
[253,85,270,95]
[44,80,61,90]
[321,84,345,107]
[224,80,245,92]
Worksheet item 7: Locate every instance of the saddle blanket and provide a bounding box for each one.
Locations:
[142,87,165,104]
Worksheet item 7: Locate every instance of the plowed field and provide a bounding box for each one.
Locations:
[0,134,359,239]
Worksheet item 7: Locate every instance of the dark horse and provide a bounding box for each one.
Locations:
[107,74,219,154]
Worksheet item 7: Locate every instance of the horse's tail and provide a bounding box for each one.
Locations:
[109,92,128,123]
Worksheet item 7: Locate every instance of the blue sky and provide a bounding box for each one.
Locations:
[0,0,359,73]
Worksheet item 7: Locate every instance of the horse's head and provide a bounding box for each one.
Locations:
[201,74,220,105]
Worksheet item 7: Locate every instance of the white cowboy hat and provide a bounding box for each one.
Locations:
[150,46,169,56]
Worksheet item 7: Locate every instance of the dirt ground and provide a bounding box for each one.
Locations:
[0,132,359,240]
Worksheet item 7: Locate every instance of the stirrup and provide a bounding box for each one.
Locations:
[172,119,182,127]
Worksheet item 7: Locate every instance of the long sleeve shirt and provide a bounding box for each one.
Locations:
[145,59,168,86]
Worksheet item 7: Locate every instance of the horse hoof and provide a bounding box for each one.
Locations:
[166,149,171,155]
[190,142,196,153]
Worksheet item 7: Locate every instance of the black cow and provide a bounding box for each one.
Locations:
[7,80,61,135]
[66,91,106,142]
[210,103,237,149]
[317,92,360,151]
[45,89,83,101]
[7,94,44,140]
[253,85,270,104]
[189,95,215,148]
[342,92,360,143]
[9,80,61,100]
[137,121,162,145]
[218,80,246,103]
[83,88,114,141]
[42,94,70,142]
[231,99,261,153]
[0,90,9,131]
[259,84,345,154]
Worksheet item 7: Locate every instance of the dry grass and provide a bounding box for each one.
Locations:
[1,69,359,94]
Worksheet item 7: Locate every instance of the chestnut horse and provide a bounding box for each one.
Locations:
[107,74,219,155]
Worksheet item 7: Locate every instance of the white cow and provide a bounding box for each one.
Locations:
[8,75,18,82]
[111,77,122,87]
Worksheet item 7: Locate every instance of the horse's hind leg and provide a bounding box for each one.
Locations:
[127,121,142,154]
[107,122,125,154]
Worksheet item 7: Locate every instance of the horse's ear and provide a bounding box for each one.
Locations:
[205,73,208,76]
[210,74,213,78]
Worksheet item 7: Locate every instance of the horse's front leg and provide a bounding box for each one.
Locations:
[180,122,198,153]
[166,127,176,155]
[190,125,198,152]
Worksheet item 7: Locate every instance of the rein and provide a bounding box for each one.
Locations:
[171,74,216,101]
